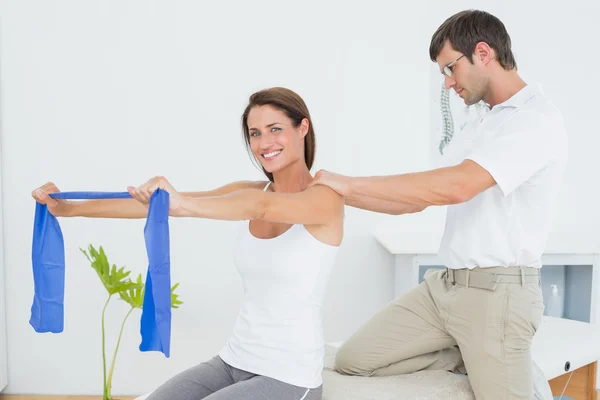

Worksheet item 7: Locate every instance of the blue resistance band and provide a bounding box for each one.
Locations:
[30,190,172,357]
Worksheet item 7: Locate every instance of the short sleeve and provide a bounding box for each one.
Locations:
[466,111,556,197]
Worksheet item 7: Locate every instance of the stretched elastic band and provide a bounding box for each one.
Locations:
[31,190,172,357]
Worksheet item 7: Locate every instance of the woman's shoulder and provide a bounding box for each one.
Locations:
[184,180,269,198]
[220,180,270,191]
[243,181,271,191]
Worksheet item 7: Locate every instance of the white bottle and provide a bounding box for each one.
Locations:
[545,284,564,318]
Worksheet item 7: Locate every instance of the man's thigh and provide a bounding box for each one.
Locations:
[335,270,458,376]
[448,281,544,399]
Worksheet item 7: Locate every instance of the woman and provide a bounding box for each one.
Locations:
[32,87,344,400]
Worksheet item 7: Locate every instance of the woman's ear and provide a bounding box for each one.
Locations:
[299,118,310,139]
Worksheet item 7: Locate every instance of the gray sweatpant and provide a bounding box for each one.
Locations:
[145,355,322,400]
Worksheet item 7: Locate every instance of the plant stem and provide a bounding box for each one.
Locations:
[102,295,112,400]
[106,306,135,398]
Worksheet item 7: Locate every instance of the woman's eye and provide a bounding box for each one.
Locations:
[271,127,281,132]
[250,131,260,137]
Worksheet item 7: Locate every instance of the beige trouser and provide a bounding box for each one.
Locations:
[335,266,545,399]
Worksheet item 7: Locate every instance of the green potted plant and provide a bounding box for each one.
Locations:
[80,244,183,400]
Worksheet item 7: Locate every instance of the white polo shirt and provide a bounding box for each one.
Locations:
[438,83,568,269]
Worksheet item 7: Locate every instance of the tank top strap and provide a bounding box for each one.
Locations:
[263,181,272,192]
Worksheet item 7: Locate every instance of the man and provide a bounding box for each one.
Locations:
[310,9,568,399]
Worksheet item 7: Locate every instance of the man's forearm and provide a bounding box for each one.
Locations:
[346,167,469,212]
[346,194,426,215]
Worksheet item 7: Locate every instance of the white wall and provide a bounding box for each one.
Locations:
[0,15,8,390]
[0,0,598,395]
[0,48,7,389]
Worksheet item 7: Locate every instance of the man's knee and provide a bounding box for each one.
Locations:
[334,342,369,376]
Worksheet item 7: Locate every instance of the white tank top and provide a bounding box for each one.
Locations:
[218,181,340,388]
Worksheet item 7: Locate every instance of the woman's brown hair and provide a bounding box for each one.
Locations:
[242,87,316,181]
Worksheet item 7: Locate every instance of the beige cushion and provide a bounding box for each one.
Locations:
[321,342,474,399]
[323,368,474,399]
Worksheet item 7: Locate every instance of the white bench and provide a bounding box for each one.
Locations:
[135,317,600,400]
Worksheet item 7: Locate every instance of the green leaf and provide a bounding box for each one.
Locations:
[171,282,183,309]
[81,244,183,309]
[119,273,145,309]
[80,245,141,295]
[117,273,183,310]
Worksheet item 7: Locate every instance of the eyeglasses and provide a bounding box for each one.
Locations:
[442,54,465,77]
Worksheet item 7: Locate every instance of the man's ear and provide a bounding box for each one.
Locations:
[474,41,494,65]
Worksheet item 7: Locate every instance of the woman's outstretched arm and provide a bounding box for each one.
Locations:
[31,181,264,219]
[129,176,344,226]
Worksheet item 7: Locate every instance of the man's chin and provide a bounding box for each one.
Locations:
[462,93,485,107]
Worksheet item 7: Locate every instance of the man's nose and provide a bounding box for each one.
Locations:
[444,75,456,90]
